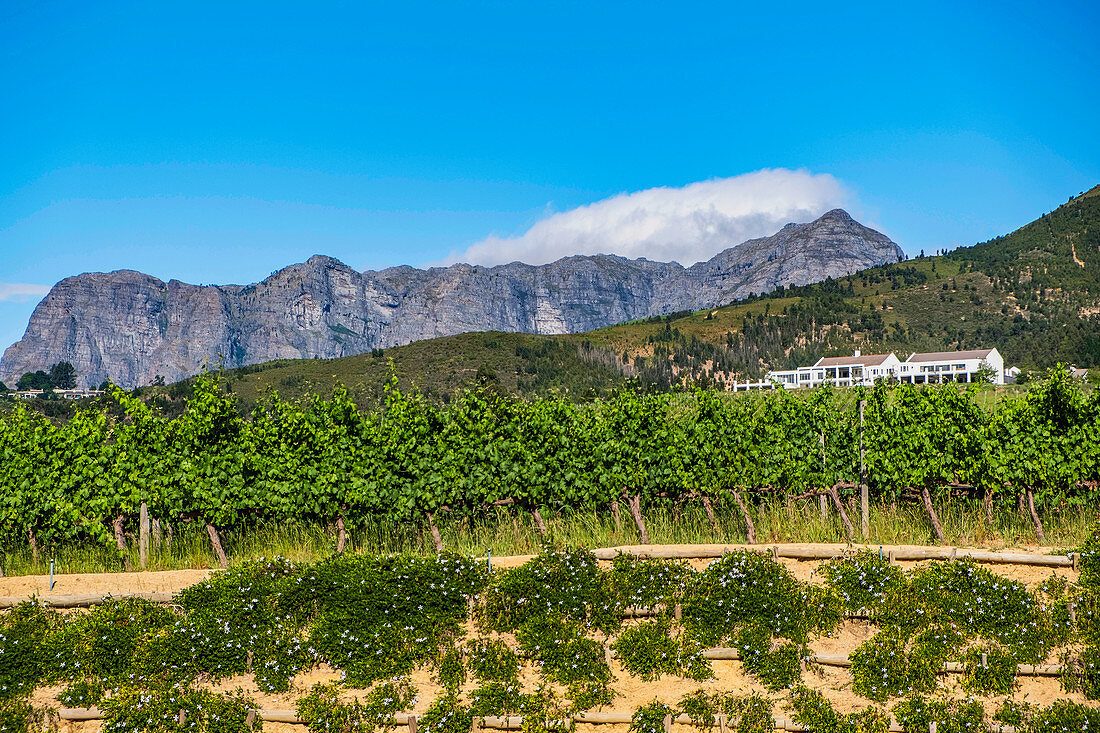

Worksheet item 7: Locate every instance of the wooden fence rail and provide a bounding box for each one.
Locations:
[0,544,1077,609]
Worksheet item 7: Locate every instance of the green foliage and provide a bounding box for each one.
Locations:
[57,679,106,707]
[0,696,54,733]
[732,625,804,691]
[419,693,473,733]
[789,687,889,733]
[0,602,60,700]
[296,679,417,733]
[682,551,840,645]
[515,615,611,685]
[481,549,618,634]
[612,619,710,681]
[1022,700,1100,731]
[675,690,772,733]
[849,633,940,702]
[435,646,466,691]
[891,696,985,733]
[466,638,520,683]
[906,560,1047,663]
[992,700,1029,727]
[608,555,691,609]
[819,551,904,614]
[630,701,674,733]
[566,681,615,712]
[960,646,1016,695]
[102,684,257,733]
[305,553,486,686]
[469,682,525,716]
[49,597,176,684]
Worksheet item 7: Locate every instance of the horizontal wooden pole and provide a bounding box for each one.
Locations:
[590,544,1074,568]
[0,591,176,609]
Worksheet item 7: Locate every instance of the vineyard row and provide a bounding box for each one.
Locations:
[0,370,1097,562]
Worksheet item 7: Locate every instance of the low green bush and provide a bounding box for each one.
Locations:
[515,614,611,685]
[733,625,804,691]
[419,693,473,733]
[567,680,615,711]
[0,601,60,700]
[675,690,772,733]
[102,683,256,733]
[469,681,525,716]
[0,695,53,733]
[960,646,1015,695]
[907,560,1047,663]
[57,679,106,707]
[480,549,618,634]
[608,555,691,610]
[612,619,710,681]
[789,686,888,733]
[630,700,674,733]
[466,638,520,682]
[1022,699,1100,731]
[849,633,940,702]
[819,550,905,614]
[891,695,985,733]
[436,645,466,691]
[296,678,417,733]
[683,551,840,645]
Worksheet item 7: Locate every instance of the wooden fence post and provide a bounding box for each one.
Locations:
[139,502,150,569]
[859,399,869,539]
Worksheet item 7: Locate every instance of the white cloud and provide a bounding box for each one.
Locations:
[0,283,50,302]
[447,169,855,267]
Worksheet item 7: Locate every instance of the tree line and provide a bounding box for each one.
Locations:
[0,371,1097,564]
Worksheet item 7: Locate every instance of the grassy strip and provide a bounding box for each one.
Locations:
[2,499,1091,576]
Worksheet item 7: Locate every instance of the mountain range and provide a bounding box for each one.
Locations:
[0,209,903,388]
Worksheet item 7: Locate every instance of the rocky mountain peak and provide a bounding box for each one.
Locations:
[1,210,904,388]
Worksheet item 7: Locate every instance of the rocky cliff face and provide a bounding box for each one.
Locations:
[0,209,903,387]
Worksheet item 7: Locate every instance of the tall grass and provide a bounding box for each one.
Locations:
[2,499,1094,577]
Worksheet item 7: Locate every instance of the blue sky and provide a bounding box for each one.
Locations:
[1,0,1098,353]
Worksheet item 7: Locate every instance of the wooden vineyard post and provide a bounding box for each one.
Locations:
[335,515,347,553]
[859,399,869,539]
[408,716,418,733]
[139,502,150,569]
[427,513,445,552]
[114,514,132,571]
[532,507,549,538]
[819,431,827,519]
[628,494,650,544]
[206,523,229,568]
[662,713,672,733]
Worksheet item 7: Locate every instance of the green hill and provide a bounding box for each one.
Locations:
[19,185,1089,414]
[209,186,1100,404]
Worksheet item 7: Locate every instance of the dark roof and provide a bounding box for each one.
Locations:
[814,353,894,367]
[906,349,995,363]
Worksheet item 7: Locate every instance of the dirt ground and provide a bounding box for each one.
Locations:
[4,542,1071,602]
[11,542,1091,730]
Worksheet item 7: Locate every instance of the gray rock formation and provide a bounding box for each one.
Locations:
[0,209,903,387]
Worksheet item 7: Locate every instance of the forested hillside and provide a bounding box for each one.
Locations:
[4,187,1096,415]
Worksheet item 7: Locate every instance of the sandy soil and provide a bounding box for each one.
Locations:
[0,568,213,600]
[1,542,1075,602]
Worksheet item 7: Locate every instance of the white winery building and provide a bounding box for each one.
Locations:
[765,347,1005,389]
